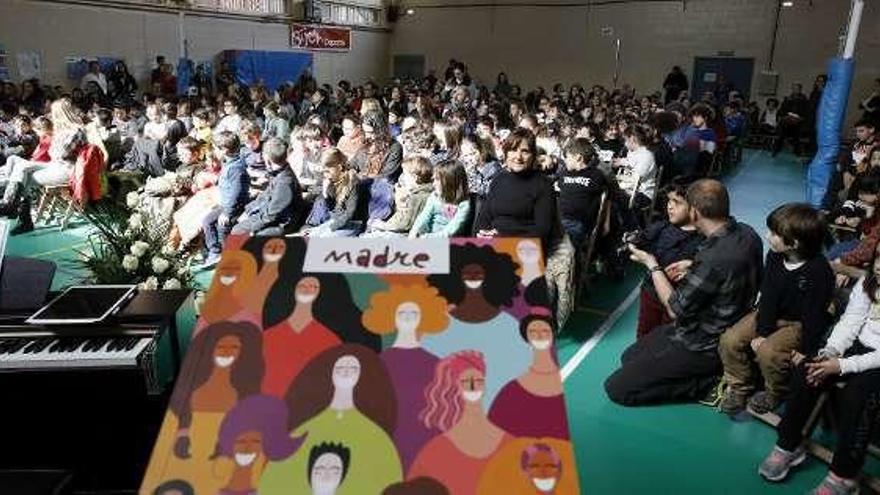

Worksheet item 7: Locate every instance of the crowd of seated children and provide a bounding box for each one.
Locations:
[3,54,878,492]
[0,60,765,310]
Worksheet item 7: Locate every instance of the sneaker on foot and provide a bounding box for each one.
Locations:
[719,390,747,415]
[748,391,782,415]
[698,378,726,408]
[810,473,859,495]
[197,253,221,270]
[758,445,807,482]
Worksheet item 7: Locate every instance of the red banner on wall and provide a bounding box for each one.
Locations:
[291,23,352,52]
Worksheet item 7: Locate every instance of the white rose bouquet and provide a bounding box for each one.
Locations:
[74,200,197,290]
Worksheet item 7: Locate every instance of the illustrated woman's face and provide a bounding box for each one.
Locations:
[458,367,485,403]
[525,449,561,493]
[527,320,554,351]
[517,240,541,265]
[213,335,242,368]
[232,430,263,467]
[395,302,421,335]
[310,452,344,493]
[217,259,244,287]
[295,277,321,305]
[461,263,486,291]
[263,239,286,263]
[332,355,361,390]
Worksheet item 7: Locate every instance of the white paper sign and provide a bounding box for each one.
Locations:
[303,238,449,274]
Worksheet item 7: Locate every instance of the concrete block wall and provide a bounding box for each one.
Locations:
[391,0,880,123]
[0,0,390,89]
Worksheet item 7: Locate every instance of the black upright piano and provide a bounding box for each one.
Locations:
[0,288,194,494]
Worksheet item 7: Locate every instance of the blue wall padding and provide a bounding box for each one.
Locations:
[220,50,313,92]
[806,57,854,207]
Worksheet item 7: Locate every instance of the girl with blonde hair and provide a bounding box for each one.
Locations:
[1,98,89,234]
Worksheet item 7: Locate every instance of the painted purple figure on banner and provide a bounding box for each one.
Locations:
[213,395,306,494]
[363,283,450,471]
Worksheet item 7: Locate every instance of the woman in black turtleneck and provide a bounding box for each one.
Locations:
[475,127,562,255]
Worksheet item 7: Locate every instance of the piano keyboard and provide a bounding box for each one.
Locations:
[0,336,154,370]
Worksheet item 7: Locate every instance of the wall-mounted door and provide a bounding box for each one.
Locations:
[692,57,755,102]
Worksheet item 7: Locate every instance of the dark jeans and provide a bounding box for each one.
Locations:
[561,218,587,247]
[777,341,880,479]
[604,325,722,406]
[202,206,234,256]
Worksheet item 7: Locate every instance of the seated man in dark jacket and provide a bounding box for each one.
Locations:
[232,137,303,236]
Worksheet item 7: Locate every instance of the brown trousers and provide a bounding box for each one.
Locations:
[718,311,802,398]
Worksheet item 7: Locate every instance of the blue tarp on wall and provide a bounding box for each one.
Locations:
[220,50,313,92]
[806,57,855,207]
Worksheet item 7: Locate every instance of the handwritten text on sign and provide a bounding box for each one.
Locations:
[303,238,450,274]
[291,23,352,52]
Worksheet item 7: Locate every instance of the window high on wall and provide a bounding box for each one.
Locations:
[312,0,383,27]
[187,0,288,15]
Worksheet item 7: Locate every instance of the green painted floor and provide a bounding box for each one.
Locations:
[554,150,869,494]
[7,149,874,493]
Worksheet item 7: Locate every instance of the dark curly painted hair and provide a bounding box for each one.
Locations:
[427,242,520,308]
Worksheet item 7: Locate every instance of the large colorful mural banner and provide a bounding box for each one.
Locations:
[143,237,580,495]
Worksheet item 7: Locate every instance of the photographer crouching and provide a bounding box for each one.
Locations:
[604,179,763,406]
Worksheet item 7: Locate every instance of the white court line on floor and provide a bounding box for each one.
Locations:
[560,285,641,382]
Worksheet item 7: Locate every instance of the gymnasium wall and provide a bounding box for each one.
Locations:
[391,0,880,120]
[0,0,390,89]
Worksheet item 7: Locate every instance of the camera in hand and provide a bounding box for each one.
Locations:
[616,230,644,257]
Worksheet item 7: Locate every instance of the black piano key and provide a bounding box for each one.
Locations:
[9,339,29,354]
[34,339,54,352]
[124,338,139,351]
[23,339,44,354]
[84,338,105,352]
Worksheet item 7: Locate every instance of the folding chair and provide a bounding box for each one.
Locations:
[575,191,611,299]
[34,185,77,230]
[35,143,106,231]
